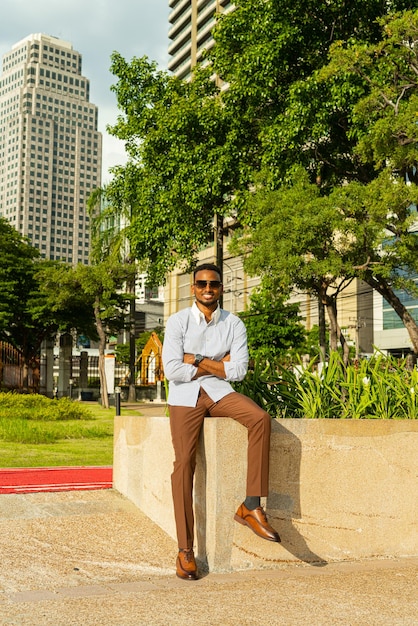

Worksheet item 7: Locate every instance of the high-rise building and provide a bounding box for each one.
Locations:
[168,0,233,80]
[0,33,102,264]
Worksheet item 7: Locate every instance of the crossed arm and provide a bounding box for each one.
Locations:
[183,353,230,380]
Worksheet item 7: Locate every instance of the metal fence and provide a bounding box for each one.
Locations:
[0,342,39,392]
[1,343,158,394]
[69,355,129,387]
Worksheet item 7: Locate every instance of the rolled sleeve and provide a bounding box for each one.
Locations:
[223,318,248,382]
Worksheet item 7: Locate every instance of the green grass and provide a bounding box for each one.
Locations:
[0,395,139,468]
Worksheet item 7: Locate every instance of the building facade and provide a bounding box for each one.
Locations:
[0,33,102,264]
[168,0,233,80]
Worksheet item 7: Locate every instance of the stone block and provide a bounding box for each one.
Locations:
[113,416,418,572]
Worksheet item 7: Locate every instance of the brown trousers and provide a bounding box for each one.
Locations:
[169,388,271,550]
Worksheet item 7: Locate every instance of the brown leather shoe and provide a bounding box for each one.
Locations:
[234,503,281,542]
[176,548,198,580]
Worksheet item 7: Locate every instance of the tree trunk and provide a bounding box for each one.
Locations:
[318,299,327,363]
[95,301,109,408]
[365,275,418,355]
[324,295,350,366]
[128,280,136,403]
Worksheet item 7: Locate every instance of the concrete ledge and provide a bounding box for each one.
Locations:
[113,416,418,572]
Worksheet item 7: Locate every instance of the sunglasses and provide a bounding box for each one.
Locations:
[194,280,222,289]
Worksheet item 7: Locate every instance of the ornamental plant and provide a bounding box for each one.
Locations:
[238,353,418,419]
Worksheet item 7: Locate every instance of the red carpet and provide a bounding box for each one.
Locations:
[0,466,113,494]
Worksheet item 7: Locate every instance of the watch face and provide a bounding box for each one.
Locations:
[195,354,204,365]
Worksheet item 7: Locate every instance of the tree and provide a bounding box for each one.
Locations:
[88,179,143,402]
[210,0,414,189]
[0,217,39,335]
[231,170,356,363]
[215,4,418,356]
[38,260,136,407]
[0,219,88,388]
[318,10,418,354]
[331,172,418,353]
[107,56,245,286]
[0,218,44,387]
[238,277,306,364]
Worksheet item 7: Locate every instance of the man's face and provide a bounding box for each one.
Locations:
[192,269,223,309]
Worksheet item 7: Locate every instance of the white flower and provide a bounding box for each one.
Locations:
[410,387,415,395]
[362,377,370,385]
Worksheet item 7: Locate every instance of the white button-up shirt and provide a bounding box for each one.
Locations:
[162,303,249,407]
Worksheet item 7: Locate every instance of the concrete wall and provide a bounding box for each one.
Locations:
[113,416,418,573]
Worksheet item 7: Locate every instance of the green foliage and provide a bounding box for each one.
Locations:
[240,353,418,419]
[238,277,306,363]
[304,325,330,359]
[232,359,283,415]
[231,169,355,354]
[0,418,110,445]
[0,217,122,372]
[216,5,418,353]
[32,261,97,340]
[107,56,245,285]
[36,258,136,368]
[210,0,411,188]
[101,3,418,360]
[0,219,62,368]
[0,217,39,331]
[0,393,93,421]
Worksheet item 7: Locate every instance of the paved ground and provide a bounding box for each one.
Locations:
[0,402,417,625]
[0,489,417,626]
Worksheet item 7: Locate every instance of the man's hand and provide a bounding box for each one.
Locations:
[183,353,229,380]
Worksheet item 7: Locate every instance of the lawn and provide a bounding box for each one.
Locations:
[0,396,139,468]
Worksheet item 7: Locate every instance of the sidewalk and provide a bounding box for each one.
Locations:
[0,489,417,625]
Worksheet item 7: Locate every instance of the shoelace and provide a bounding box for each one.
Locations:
[252,507,271,526]
[180,549,194,563]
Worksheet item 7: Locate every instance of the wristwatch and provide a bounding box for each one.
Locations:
[194,354,205,366]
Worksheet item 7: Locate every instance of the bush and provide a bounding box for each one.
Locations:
[236,353,418,419]
[0,393,93,421]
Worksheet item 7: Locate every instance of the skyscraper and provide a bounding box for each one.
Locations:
[0,33,102,264]
[168,0,233,80]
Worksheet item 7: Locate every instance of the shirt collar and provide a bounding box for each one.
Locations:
[192,302,221,325]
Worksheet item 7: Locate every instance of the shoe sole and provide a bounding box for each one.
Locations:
[234,514,281,543]
[176,571,198,580]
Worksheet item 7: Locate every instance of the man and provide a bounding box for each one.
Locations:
[162,263,280,581]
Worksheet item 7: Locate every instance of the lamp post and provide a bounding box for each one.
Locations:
[115,385,121,416]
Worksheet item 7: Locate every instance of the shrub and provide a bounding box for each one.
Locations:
[235,353,418,419]
[0,393,93,421]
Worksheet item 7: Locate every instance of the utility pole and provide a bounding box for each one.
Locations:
[349,317,365,360]
[214,213,224,307]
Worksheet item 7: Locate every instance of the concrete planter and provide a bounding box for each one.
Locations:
[113,416,418,572]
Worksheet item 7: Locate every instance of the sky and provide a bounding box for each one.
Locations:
[0,0,170,181]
